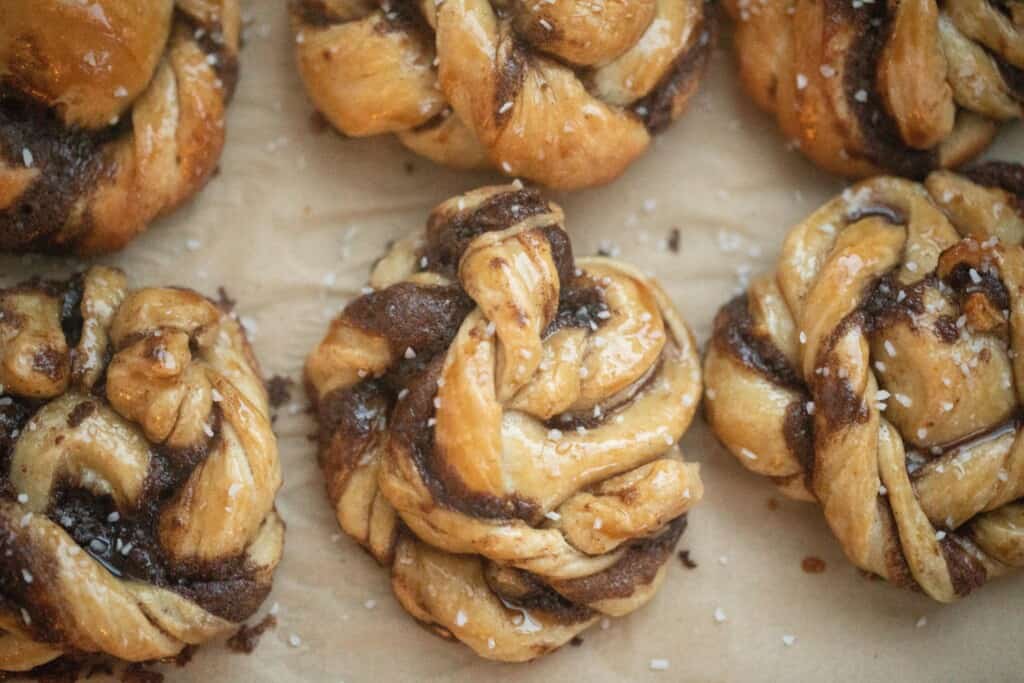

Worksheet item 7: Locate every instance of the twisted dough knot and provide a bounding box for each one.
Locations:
[0,267,283,671]
[725,0,1023,178]
[705,162,1024,602]
[306,184,703,661]
[289,0,714,189]
[0,0,241,254]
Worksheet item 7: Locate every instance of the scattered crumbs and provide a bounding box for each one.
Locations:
[600,617,611,630]
[782,634,796,647]
[718,555,728,566]
[403,160,416,175]
[667,228,681,254]
[288,634,302,648]
[916,616,928,628]
[364,599,377,610]
[713,607,727,623]
[215,287,236,313]
[570,636,584,647]
[186,238,201,251]
[677,550,698,569]
[766,498,779,511]
[227,614,278,654]
[266,375,294,408]
[649,659,670,671]
[801,556,826,574]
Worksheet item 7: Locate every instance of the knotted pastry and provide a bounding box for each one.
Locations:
[0,1,240,254]
[0,267,284,671]
[705,162,1024,601]
[306,184,703,660]
[289,0,714,189]
[724,0,1023,178]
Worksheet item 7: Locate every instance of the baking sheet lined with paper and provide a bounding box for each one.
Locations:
[2,1,1023,680]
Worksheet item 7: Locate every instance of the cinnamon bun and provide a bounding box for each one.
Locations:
[705,162,1024,601]
[289,0,715,189]
[0,1,241,254]
[306,184,704,660]
[725,0,1023,178]
[0,267,283,671]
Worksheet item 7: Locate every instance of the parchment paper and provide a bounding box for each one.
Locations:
[3,2,1023,681]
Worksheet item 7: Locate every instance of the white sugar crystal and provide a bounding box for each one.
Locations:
[288,634,302,647]
[782,634,796,647]
[649,659,670,671]
[404,347,416,359]
[713,607,727,623]
[455,610,468,627]
[916,616,928,628]
[21,148,33,167]
[796,73,808,90]
[364,599,377,609]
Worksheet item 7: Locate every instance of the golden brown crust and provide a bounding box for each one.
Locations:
[306,184,703,661]
[704,162,1024,601]
[289,0,715,189]
[0,0,241,254]
[0,267,283,671]
[724,0,1023,178]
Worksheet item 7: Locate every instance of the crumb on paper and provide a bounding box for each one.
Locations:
[677,550,697,569]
